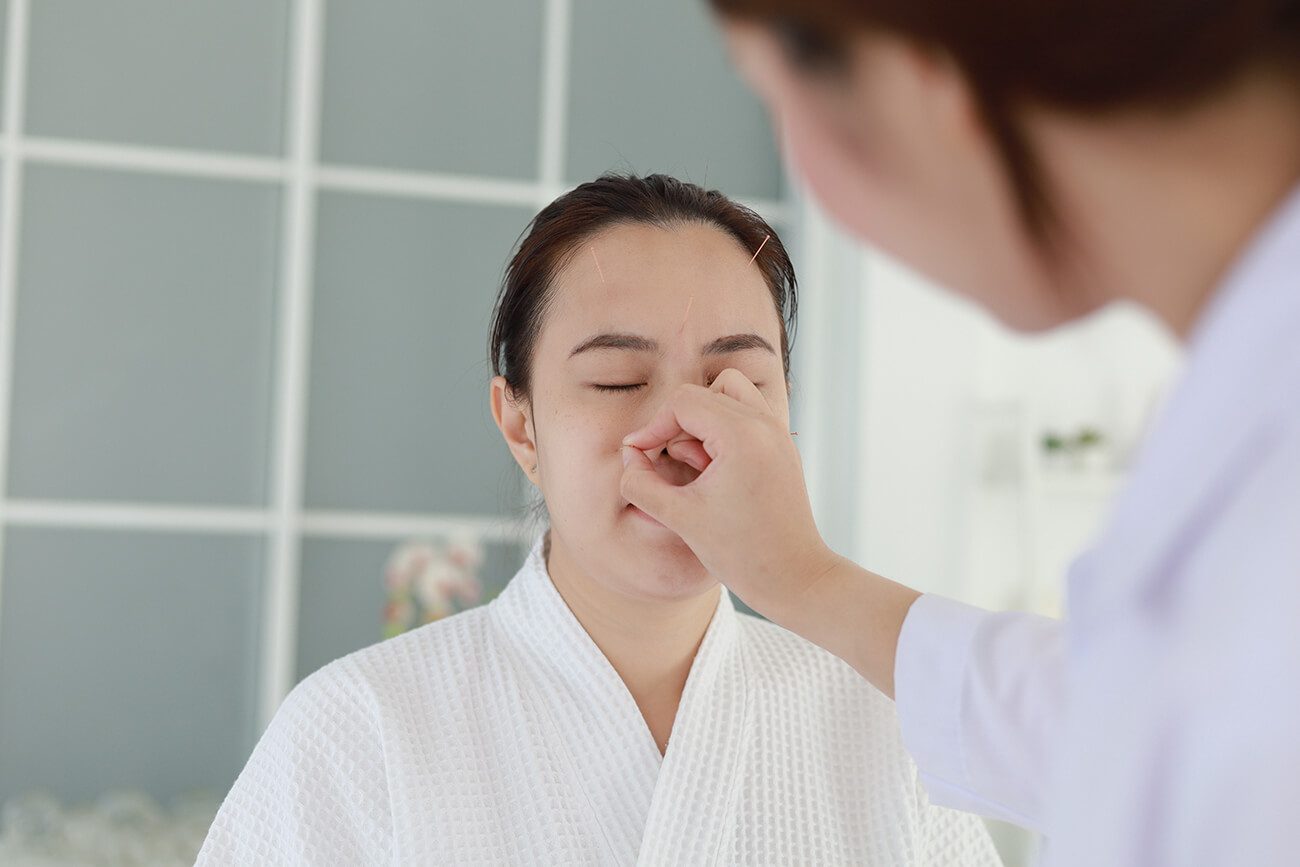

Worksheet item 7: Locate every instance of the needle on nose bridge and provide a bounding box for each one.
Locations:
[676,233,769,342]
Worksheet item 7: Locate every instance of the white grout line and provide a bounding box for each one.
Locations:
[4,501,274,533]
[0,136,790,224]
[537,0,571,202]
[315,162,540,208]
[13,136,287,183]
[299,510,532,544]
[0,136,548,205]
[0,0,31,659]
[258,0,322,731]
[1,499,533,542]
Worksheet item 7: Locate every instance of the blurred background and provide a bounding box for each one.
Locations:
[0,1,1181,864]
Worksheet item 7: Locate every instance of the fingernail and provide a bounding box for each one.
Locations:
[621,445,633,466]
[621,433,636,446]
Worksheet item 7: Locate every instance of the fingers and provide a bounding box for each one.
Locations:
[620,445,692,528]
[621,383,745,452]
[665,436,712,473]
[623,369,772,451]
[708,367,772,414]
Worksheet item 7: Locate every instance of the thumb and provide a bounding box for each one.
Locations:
[620,445,690,530]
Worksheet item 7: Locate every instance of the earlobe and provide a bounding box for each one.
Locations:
[489,376,538,480]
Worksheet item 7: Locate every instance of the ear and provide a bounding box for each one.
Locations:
[490,376,538,484]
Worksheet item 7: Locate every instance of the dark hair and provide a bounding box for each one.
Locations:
[489,172,798,400]
[709,0,1300,243]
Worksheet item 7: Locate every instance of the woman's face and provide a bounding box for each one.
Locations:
[491,221,790,602]
[720,20,1104,332]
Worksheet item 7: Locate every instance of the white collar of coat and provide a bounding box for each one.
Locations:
[488,530,751,863]
[1068,180,1300,624]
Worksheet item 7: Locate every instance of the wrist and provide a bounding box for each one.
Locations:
[762,544,845,630]
[773,552,922,699]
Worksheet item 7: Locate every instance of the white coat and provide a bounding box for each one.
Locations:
[895,182,1300,865]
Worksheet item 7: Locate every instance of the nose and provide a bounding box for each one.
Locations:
[620,361,717,459]
[642,441,700,487]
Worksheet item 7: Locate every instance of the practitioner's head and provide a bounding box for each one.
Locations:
[708,0,1300,333]
[489,173,796,601]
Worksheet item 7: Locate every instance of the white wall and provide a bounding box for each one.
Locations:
[850,248,1182,612]
[794,200,1184,866]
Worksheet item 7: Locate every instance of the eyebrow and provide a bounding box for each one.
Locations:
[568,331,777,358]
[705,333,776,356]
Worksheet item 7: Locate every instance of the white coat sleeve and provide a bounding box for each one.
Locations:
[894,594,1065,833]
[194,661,393,866]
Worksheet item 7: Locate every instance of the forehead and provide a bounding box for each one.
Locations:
[543,221,781,341]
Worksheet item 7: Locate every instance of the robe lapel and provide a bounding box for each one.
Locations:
[490,533,663,864]
[636,588,750,866]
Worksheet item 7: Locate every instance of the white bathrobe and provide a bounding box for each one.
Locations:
[197,532,1001,865]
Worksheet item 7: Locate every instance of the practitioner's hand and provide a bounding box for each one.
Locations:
[619,368,843,620]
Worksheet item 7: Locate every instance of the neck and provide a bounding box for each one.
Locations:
[544,531,721,752]
[1031,68,1300,341]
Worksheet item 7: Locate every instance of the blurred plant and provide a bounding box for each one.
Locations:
[1040,426,1106,455]
[1040,425,1110,472]
[1041,432,1066,453]
[382,536,484,638]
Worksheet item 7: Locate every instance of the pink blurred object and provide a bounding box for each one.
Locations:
[382,536,484,637]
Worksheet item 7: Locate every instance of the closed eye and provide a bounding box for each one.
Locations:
[592,383,646,392]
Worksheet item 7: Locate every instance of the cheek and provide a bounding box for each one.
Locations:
[536,397,636,481]
[781,102,893,246]
[782,100,1055,327]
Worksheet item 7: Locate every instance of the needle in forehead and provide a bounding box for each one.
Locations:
[591,246,611,301]
[677,293,695,338]
[673,235,767,343]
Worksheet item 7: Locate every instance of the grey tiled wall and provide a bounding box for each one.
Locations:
[0,0,785,808]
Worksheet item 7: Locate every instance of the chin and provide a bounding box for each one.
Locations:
[987,295,1092,334]
[628,565,717,602]
[993,307,1068,334]
[618,523,714,598]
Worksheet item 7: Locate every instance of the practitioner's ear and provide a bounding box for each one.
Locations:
[490,375,539,484]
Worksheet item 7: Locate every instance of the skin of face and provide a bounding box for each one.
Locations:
[720,20,1108,333]
[490,220,791,604]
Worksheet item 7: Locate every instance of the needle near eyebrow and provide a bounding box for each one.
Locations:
[677,293,695,336]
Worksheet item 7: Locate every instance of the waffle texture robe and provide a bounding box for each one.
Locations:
[197,532,1001,865]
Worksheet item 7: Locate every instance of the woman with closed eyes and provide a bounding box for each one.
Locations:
[195,173,1001,866]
